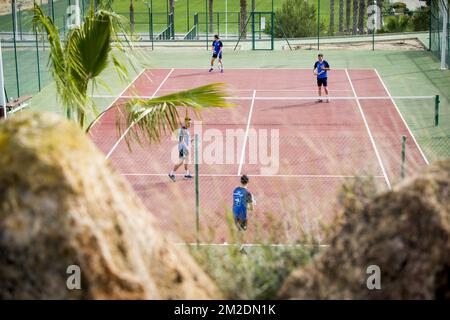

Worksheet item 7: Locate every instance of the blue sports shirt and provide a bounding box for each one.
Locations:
[314,60,330,79]
[212,40,223,54]
[233,187,252,217]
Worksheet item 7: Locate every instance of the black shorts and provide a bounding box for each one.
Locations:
[179,148,189,159]
[212,52,222,59]
[317,78,328,87]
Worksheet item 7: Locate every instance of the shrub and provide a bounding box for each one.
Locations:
[272,0,321,38]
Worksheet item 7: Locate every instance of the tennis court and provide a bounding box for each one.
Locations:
[88,68,429,243]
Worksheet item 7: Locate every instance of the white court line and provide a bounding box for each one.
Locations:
[176,242,330,248]
[105,68,175,159]
[93,95,435,101]
[345,69,391,190]
[121,173,385,178]
[88,68,146,133]
[374,69,429,165]
[237,90,256,176]
[157,88,354,92]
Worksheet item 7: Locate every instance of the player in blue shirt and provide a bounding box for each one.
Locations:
[209,35,224,73]
[233,175,254,231]
[313,53,331,103]
[168,117,193,182]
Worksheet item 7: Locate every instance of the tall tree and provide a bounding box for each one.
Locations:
[346,0,351,32]
[357,0,366,34]
[240,0,247,38]
[352,0,358,34]
[329,0,335,35]
[252,0,256,12]
[209,0,214,33]
[339,0,344,32]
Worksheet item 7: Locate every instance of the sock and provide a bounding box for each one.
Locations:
[185,170,190,175]
[170,170,174,175]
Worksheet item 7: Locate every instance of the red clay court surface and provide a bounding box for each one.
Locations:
[89,68,429,244]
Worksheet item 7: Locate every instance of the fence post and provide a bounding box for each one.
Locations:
[401,135,406,179]
[195,133,200,247]
[428,0,432,51]
[11,0,20,97]
[317,0,320,50]
[150,0,154,49]
[435,94,440,126]
[35,31,41,91]
[187,0,190,31]
[205,0,208,49]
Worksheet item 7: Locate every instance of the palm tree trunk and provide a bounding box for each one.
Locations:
[252,0,256,12]
[209,0,214,34]
[352,0,358,34]
[376,0,383,29]
[346,0,351,33]
[357,0,366,34]
[329,0,335,35]
[240,0,247,39]
[339,0,344,32]
[129,0,134,34]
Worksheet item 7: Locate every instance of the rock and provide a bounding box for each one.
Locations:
[278,160,450,299]
[0,112,221,299]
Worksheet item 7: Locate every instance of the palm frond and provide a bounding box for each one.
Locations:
[113,83,233,150]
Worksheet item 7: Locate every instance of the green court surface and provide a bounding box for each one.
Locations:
[28,48,450,162]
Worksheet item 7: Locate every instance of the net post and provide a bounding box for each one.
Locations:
[195,133,200,247]
[435,94,440,126]
[401,135,407,179]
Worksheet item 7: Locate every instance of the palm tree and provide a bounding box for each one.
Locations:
[329,0,335,35]
[346,0,351,33]
[352,0,358,34]
[239,0,247,39]
[339,0,344,32]
[357,0,366,34]
[33,1,231,139]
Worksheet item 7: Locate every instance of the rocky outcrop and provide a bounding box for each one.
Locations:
[279,160,450,299]
[0,112,221,299]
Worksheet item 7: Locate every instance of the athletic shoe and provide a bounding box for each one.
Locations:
[316,99,323,103]
[220,69,224,73]
[208,68,213,72]
[325,98,329,103]
[184,174,193,180]
[168,173,176,182]
[239,245,247,254]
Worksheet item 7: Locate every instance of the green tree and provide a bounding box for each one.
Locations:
[339,0,344,32]
[274,0,319,38]
[33,1,231,142]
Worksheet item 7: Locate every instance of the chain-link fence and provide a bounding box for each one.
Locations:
[0,1,433,48]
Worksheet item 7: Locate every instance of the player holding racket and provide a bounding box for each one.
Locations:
[313,53,331,103]
[168,117,193,182]
[209,35,224,73]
